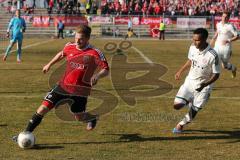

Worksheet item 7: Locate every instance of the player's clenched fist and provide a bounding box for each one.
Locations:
[42,64,51,73]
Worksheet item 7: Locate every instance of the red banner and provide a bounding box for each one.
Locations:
[214,16,240,30]
[32,16,50,27]
[54,16,88,27]
[22,16,32,23]
[114,17,140,25]
[90,16,113,24]
[141,17,172,25]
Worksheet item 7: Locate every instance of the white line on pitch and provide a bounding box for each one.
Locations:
[0,39,55,55]
[131,46,154,65]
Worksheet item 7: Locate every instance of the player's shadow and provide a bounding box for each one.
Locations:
[183,129,240,143]
[33,129,240,146]
[0,124,7,127]
[80,129,240,144]
[32,144,64,150]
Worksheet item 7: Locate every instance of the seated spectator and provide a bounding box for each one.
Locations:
[124,28,137,40]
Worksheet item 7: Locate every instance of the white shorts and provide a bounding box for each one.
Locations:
[174,79,211,110]
[214,45,232,65]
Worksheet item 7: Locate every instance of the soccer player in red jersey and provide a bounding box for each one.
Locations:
[14,25,109,138]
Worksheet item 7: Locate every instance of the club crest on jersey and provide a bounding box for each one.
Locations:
[202,58,208,64]
[83,55,90,63]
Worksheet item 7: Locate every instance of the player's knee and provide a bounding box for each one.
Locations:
[173,103,185,110]
[174,98,187,110]
[222,63,228,69]
[74,114,81,121]
[37,105,50,116]
[223,64,228,69]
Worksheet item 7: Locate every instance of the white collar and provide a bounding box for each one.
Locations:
[197,44,210,55]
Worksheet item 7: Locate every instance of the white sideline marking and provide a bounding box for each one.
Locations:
[0,39,54,55]
[1,94,240,100]
[131,46,154,65]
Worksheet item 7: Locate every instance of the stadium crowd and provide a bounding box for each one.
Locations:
[101,0,240,16]
[3,0,240,17]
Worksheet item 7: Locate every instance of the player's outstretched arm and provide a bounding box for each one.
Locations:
[175,60,191,80]
[42,51,65,73]
[91,69,109,86]
[210,32,218,47]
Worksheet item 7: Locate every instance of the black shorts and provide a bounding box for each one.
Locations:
[42,85,87,113]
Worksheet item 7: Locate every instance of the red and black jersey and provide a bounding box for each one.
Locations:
[58,42,109,96]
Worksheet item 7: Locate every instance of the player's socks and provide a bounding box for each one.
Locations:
[5,45,12,58]
[178,107,198,127]
[17,50,21,62]
[12,135,18,143]
[2,55,7,61]
[86,115,99,131]
[231,65,237,78]
[25,113,43,132]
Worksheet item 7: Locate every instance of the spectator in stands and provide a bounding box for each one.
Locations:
[77,0,81,14]
[23,4,34,15]
[159,20,166,40]
[57,20,65,39]
[115,1,122,15]
[91,2,98,15]
[124,28,137,39]
[48,0,54,14]
[10,1,17,14]
[114,27,120,38]
[154,3,161,15]
[142,1,148,16]
[98,0,240,16]
[86,0,92,14]
[56,0,63,14]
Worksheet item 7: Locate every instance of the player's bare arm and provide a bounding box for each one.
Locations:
[196,73,220,92]
[42,51,65,73]
[210,31,218,47]
[175,60,191,80]
[227,34,239,43]
[91,69,109,86]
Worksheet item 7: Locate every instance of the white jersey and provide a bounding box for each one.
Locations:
[215,22,238,47]
[187,44,220,85]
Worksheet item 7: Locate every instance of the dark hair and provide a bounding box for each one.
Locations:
[222,11,231,18]
[193,28,208,40]
[75,25,91,38]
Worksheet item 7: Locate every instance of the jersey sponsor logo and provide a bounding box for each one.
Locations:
[70,61,85,69]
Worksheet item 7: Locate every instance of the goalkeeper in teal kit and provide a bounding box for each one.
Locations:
[3,10,26,62]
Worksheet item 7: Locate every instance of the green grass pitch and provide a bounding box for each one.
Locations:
[0,38,239,160]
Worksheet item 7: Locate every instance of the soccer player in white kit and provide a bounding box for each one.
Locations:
[210,11,239,78]
[173,28,220,133]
